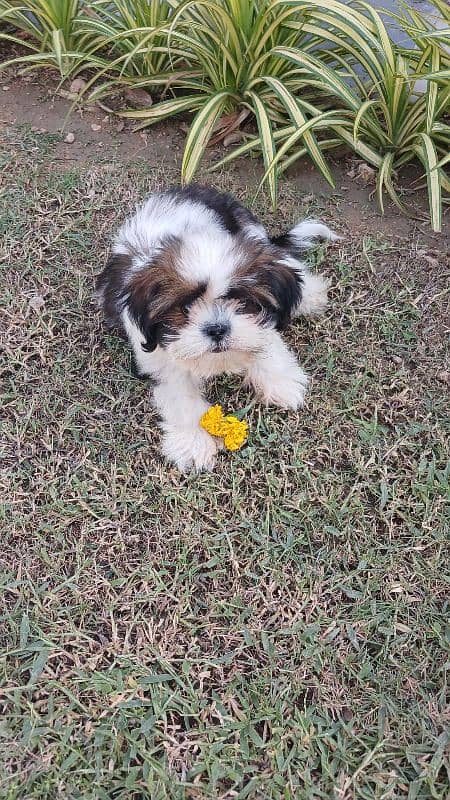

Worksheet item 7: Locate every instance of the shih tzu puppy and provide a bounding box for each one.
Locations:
[95,184,338,471]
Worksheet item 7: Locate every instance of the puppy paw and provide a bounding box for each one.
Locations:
[162,426,220,472]
[260,368,309,410]
[296,273,331,317]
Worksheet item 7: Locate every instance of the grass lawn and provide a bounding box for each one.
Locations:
[1,120,449,799]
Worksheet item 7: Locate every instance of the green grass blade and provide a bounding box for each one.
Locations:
[358,1,396,72]
[209,124,298,171]
[280,137,342,174]
[353,99,381,141]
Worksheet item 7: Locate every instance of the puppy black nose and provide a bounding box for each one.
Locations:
[204,322,230,342]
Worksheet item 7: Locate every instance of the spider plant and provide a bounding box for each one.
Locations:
[216,0,449,229]
[341,0,450,232]
[77,0,187,84]
[67,0,199,110]
[389,0,450,67]
[0,0,91,77]
[116,0,351,207]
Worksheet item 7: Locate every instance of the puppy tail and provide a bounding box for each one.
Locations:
[271,218,341,257]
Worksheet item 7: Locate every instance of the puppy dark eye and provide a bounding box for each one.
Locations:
[181,302,192,315]
[239,298,263,315]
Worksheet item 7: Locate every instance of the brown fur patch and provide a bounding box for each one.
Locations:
[128,239,188,317]
[227,240,302,328]
[126,238,207,349]
[95,252,134,334]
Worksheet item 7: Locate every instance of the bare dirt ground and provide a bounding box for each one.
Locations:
[2,70,448,242]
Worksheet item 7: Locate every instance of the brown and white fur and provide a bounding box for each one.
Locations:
[95,184,338,471]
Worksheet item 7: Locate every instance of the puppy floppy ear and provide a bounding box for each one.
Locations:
[140,320,162,352]
[263,262,302,330]
[124,236,187,352]
[230,258,302,330]
[126,277,164,353]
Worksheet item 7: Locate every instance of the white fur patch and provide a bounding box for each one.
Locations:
[289,218,341,249]
[295,271,331,317]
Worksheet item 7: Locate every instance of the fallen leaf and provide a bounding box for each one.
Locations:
[208,108,249,146]
[422,254,440,269]
[212,112,238,133]
[29,295,45,312]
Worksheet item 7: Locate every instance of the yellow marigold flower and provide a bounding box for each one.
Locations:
[200,404,226,436]
[223,416,248,451]
[200,405,248,452]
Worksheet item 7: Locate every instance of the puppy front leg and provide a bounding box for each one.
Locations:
[246,330,309,410]
[294,270,330,317]
[153,367,219,472]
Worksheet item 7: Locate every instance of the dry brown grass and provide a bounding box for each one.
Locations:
[1,123,449,799]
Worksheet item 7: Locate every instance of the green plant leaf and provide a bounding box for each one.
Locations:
[246,90,278,208]
[182,90,232,184]
[416,132,442,232]
[261,75,335,187]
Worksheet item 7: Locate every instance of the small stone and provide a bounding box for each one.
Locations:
[65,132,75,143]
[357,162,376,184]
[223,131,244,147]
[91,123,102,132]
[124,87,153,108]
[69,77,86,94]
[3,86,10,91]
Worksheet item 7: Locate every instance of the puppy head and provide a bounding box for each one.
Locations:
[123,233,302,361]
